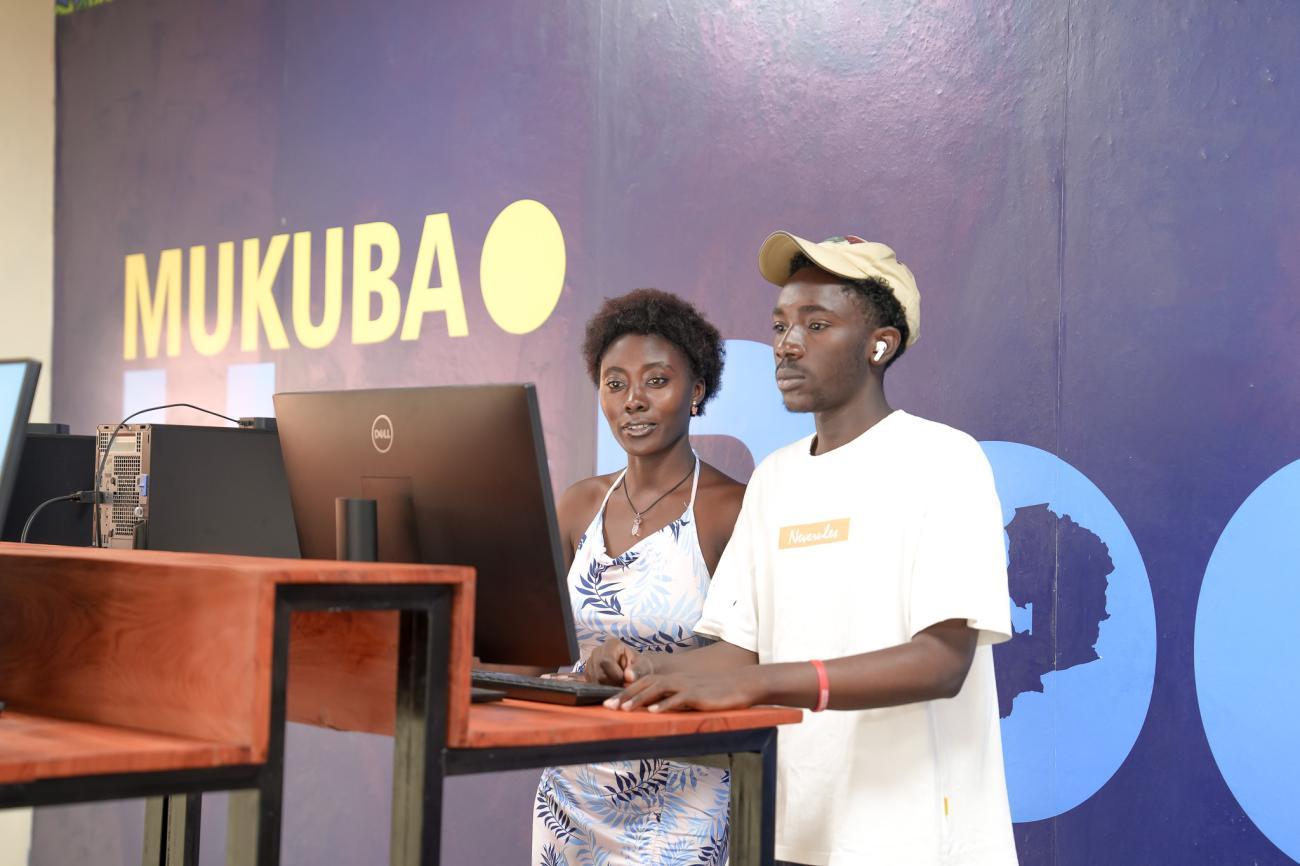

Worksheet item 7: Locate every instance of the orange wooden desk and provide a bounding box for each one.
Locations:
[0,542,470,866]
[1,543,800,865]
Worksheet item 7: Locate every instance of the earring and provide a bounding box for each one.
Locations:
[690,402,699,416]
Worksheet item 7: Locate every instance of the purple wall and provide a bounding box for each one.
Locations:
[45,0,1300,863]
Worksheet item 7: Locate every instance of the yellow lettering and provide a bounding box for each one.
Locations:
[188,243,234,356]
[240,235,291,352]
[352,221,402,345]
[123,249,182,360]
[401,213,468,340]
[291,228,343,350]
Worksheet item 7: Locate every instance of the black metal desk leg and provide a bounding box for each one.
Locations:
[226,594,293,866]
[390,597,451,866]
[729,729,778,866]
[226,783,282,866]
[142,796,166,866]
[142,793,201,866]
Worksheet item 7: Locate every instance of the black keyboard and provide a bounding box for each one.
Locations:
[470,670,622,706]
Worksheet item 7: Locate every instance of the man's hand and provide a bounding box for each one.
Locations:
[583,638,653,685]
[597,620,980,714]
[603,667,764,713]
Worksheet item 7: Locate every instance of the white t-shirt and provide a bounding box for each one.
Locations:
[695,410,1017,866]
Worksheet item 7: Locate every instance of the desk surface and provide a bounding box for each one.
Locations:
[0,711,252,785]
[0,542,474,586]
[463,699,803,749]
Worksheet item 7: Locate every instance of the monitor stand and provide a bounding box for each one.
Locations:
[335,497,378,562]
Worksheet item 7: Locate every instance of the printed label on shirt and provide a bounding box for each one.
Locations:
[778,518,851,550]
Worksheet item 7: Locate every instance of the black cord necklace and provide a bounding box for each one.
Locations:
[622,459,697,537]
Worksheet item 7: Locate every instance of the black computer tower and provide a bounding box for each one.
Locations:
[94,423,299,558]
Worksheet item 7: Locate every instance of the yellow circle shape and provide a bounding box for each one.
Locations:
[479,199,567,335]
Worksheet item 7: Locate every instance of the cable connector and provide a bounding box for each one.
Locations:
[238,416,278,432]
[21,490,110,543]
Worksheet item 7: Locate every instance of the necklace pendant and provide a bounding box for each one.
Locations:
[630,514,642,537]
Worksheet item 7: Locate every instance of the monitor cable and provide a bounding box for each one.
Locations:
[19,489,107,544]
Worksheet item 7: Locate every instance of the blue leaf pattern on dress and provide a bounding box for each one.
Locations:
[576,549,638,616]
[669,515,689,543]
[537,779,580,842]
[533,464,729,866]
[539,843,569,866]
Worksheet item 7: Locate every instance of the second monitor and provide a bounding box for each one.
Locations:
[273,383,577,667]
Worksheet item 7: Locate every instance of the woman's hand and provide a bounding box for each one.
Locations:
[603,667,765,713]
[583,638,652,685]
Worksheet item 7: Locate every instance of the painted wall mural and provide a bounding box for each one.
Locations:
[46,0,1300,863]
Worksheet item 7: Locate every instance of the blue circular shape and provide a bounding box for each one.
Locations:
[981,442,1157,823]
[1195,460,1300,861]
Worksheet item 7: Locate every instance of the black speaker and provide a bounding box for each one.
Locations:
[1,432,96,545]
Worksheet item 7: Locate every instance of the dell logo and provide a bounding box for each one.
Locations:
[371,414,394,453]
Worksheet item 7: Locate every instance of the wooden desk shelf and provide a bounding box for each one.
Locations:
[0,711,251,786]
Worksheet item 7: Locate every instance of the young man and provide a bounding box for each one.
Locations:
[586,233,1018,865]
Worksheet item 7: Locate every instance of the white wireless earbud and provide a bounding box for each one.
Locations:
[873,341,887,362]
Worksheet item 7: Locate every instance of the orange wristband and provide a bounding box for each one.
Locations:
[810,659,830,712]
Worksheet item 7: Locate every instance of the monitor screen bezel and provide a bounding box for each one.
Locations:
[0,359,42,530]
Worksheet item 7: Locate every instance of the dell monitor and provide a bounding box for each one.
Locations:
[0,360,41,531]
[273,384,577,667]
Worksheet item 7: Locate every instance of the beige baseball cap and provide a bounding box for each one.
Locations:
[758,232,920,346]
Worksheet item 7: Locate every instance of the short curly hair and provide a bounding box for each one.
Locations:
[788,252,910,367]
[582,289,725,416]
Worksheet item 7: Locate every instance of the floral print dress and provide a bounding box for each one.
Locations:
[532,461,730,866]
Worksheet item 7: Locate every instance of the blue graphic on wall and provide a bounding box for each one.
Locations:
[981,442,1156,823]
[1195,460,1300,862]
[596,338,813,474]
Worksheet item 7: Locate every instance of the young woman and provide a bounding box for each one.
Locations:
[533,289,745,866]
